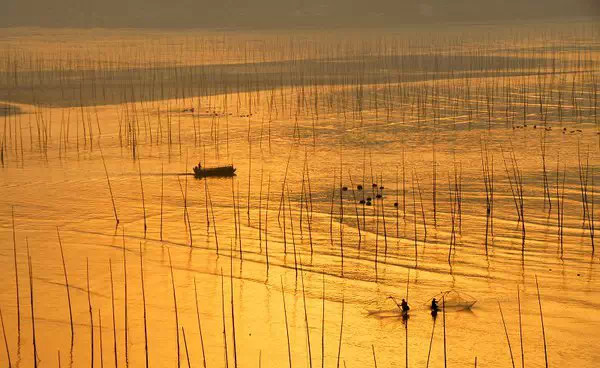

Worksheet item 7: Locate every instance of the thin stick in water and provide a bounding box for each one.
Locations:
[194,278,208,368]
[498,301,516,368]
[220,268,229,368]
[86,258,94,368]
[0,307,11,368]
[536,276,549,368]
[11,207,20,335]
[140,245,149,368]
[182,327,191,368]
[57,228,74,347]
[280,277,292,368]
[336,297,344,368]
[168,249,181,368]
[27,241,38,368]
[109,260,118,368]
[100,145,119,225]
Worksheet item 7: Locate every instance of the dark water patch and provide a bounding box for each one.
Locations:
[0,54,573,107]
[0,103,23,116]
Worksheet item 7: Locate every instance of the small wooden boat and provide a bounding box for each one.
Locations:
[193,164,236,178]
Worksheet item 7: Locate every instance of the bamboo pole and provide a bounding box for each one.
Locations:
[168,249,181,368]
[86,258,94,368]
[57,228,74,347]
[280,277,292,368]
[0,307,11,368]
[11,207,20,335]
[536,276,549,368]
[140,244,149,368]
[498,301,516,368]
[194,278,208,368]
[109,260,118,368]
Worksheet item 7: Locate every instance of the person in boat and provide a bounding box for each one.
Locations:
[431,298,439,311]
[197,161,202,170]
[400,299,410,313]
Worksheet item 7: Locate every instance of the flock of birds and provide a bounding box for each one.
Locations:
[512,123,590,135]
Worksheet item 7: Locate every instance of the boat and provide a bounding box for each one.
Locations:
[193,164,236,178]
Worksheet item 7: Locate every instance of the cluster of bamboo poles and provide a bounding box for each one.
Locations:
[2,26,600,168]
[89,135,597,295]
[4,205,557,368]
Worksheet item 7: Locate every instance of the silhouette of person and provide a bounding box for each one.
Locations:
[401,298,410,313]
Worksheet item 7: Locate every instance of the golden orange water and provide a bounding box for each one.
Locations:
[0,22,599,368]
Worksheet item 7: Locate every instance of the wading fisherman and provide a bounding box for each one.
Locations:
[400,298,410,313]
[431,298,439,311]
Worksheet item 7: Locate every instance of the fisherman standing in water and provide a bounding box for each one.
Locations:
[400,298,410,313]
[431,298,439,311]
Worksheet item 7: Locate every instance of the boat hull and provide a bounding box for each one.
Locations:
[193,165,236,178]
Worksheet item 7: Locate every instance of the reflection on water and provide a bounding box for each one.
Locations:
[0,22,599,368]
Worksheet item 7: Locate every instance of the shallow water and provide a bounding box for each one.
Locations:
[1,23,600,368]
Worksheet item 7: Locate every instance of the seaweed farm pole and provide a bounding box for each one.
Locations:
[402,146,406,219]
[339,183,344,277]
[99,311,104,368]
[122,231,128,366]
[415,173,427,241]
[425,317,436,368]
[27,242,38,368]
[380,178,389,258]
[100,145,119,225]
[259,167,263,252]
[281,277,292,368]
[220,269,229,368]
[336,297,344,368]
[517,287,524,368]
[395,166,400,237]
[11,207,20,335]
[204,146,210,228]
[348,173,362,249]
[236,182,243,256]
[194,278,208,368]
[412,174,418,267]
[277,150,293,224]
[0,308,11,368]
[443,297,447,368]
[207,184,220,254]
[282,186,288,256]
[536,276,549,368]
[57,228,74,347]
[265,175,271,272]
[371,345,378,368]
[498,302,516,368]
[182,327,191,368]
[321,276,325,368]
[138,160,147,238]
[231,178,239,250]
[433,140,437,227]
[300,257,313,368]
[540,135,551,212]
[591,169,595,253]
[109,260,118,368]
[287,189,299,277]
[329,174,336,247]
[140,245,149,368]
[160,163,164,241]
[247,142,252,224]
[86,259,94,368]
[168,250,181,368]
[229,250,238,368]
[306,163,315,255]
